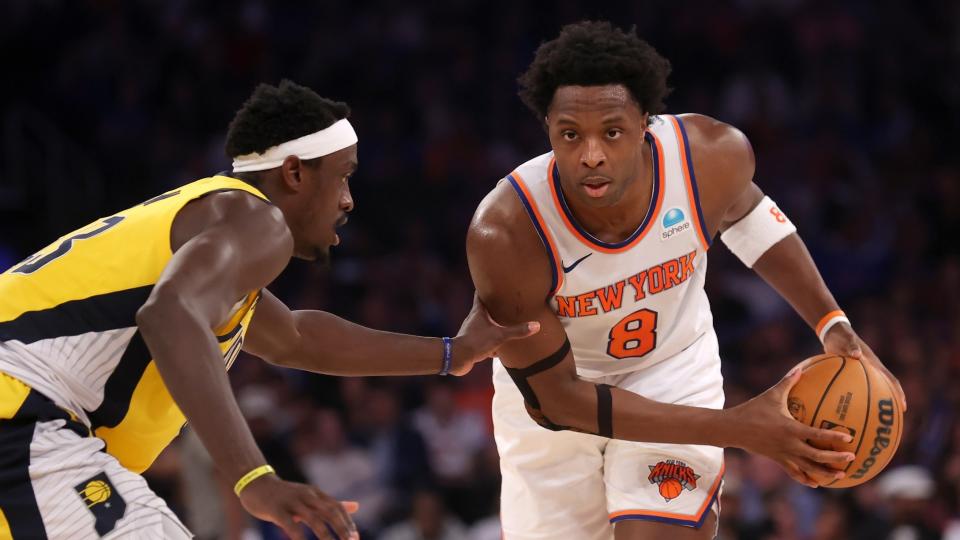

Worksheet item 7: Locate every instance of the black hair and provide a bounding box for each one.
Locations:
[518,21,672,122]
[225,79,351,158]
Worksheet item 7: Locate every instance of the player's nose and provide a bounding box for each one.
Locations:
[580,138,606,169]
[340,185,354,213]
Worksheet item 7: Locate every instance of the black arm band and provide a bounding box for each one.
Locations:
[503,338,570,410]
[596,383,613,438]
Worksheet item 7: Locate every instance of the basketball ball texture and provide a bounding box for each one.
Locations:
[658,478,683,501]
[787,354,903,488]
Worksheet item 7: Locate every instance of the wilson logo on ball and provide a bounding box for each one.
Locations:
[850,399,896,480]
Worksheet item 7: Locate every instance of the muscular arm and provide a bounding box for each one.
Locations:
[685,113,905,408]
[681,113,841,330]
[243,292,447,376]
[136,192,292,486]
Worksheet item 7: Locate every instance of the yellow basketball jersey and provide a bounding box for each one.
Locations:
[0,176,269,473]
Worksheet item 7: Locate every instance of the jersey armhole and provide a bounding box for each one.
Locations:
[668,116,711,250]
[505,173,563,299]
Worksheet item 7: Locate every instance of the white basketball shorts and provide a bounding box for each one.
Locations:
[492,331,725,540]
[0,371,192,539]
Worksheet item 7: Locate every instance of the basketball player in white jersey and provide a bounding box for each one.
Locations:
[467,22,905,539]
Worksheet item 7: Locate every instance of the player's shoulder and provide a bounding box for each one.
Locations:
[469,179,526,251]
[674,113,752,161]
[673,113,755,193]
[171,186,289,252]
[511,151,555,182]
[468,172,552,303]
[468,166,550,273]
[470,151,553,244]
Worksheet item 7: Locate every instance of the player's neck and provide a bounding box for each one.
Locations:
[563,146,654,244]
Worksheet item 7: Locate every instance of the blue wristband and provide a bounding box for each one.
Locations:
[439,337,453,376]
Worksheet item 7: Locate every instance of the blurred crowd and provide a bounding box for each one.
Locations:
[2,0,959,538]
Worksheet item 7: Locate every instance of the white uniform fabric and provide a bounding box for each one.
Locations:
[25,417,191,539]
[493,115,724,538]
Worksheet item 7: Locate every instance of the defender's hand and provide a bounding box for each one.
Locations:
[822,323,906,412]
[239,474,359,540]
[727,369,856,488]
[450,293,540,376]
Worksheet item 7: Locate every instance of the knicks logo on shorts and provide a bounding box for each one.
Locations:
[648,460,700,502]
[75,472,127,535]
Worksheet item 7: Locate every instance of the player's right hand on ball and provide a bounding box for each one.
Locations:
[239,474,359,540]
[728,369,856,488]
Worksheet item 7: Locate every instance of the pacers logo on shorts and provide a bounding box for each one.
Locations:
[74,472,127,535]
[648,459,700,502]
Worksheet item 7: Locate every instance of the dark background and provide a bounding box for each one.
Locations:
[2,1,959,539]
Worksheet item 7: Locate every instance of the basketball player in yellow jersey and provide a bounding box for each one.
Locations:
[0,80,539,540]
[467,23,906,539]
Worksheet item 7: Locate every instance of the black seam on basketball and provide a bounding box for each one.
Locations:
[808,357,846,429]
[803,354,842,371]
[808,357,845,487]
[848,358,872,475]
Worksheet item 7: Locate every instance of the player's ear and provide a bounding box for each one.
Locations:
[280,155,303,192]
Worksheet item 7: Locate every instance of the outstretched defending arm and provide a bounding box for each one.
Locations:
[244,289,538,377]
[466,180,855,487]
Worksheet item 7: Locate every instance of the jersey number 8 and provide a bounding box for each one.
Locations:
[606,308,658,360]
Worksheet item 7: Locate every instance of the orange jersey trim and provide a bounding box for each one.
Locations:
[547,133,666,254]
[508,171,564,296]
[666,115,711,251]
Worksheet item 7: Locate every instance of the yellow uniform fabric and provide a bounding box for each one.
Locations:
[0,176,268,473]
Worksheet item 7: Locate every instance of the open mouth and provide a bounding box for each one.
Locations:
[581,179,611,198]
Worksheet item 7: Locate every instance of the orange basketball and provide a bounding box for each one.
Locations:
[659,478,683,500]
[787,354,903,488]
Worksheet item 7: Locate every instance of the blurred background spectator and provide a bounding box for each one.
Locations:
[2,0,958,538]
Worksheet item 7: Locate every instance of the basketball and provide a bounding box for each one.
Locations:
[659,478,683,501]
[787,354,903,488]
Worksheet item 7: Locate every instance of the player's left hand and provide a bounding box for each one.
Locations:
[450,293,540,376]
[822,323,906,412]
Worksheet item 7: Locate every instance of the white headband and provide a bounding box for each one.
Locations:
[231,119,358,172]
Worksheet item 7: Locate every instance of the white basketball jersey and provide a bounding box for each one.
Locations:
[507,115,715,379]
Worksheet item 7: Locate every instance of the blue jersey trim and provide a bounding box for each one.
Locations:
[506,174,559,298]
[672,116,712,247]
[550,132,661,250]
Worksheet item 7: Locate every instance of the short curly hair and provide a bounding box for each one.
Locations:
[518,21,672,122]
[225,79,351,158]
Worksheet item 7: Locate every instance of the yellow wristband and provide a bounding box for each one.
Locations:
[234,464,276,497]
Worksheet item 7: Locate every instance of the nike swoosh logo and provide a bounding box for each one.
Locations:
[561,253,593,273]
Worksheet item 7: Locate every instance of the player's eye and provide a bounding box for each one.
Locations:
[607,129,623,140]
[562,130,578,141]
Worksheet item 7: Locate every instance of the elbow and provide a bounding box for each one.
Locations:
[525,377,590,431]
[135,289,187,335]
[260,351,294,368]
